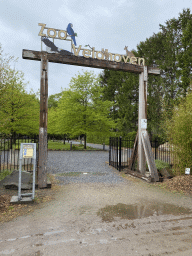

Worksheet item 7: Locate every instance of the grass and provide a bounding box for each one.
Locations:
[0,139,100,151]
[48,140,101,151]
[0,139,38,151]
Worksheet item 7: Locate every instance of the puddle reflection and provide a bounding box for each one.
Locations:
[97,202,192,222]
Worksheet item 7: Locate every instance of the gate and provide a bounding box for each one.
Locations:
[109,137,175,172]
[109,137,133,172]
[0,134,39,173]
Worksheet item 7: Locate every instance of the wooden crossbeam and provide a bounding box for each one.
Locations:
[22,49,160,75]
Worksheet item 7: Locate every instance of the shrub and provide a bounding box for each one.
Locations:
[164,93,192,175]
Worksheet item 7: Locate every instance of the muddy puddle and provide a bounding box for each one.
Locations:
[97,201,192,222]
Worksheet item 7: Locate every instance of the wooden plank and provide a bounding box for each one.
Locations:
[22,49,160,74]
[125,168,152,182]
[141,130,159,182]
[128,131,138,170]
[38,53,48,188]
[148,67,160,75]
[138,72,146,174]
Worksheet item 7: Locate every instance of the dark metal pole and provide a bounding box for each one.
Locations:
[38,52,48,188]
[119,137,122,172]
[109,137,111,165]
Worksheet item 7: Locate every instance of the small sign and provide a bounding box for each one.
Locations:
[141,119,147,129]
[185,168,190,175]
[23,145,34,158]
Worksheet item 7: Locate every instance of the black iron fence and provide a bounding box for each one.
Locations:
[0,134,39,173]
[109,137,175,172]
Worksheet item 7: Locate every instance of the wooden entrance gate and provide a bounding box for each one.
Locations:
[22,49,160,187]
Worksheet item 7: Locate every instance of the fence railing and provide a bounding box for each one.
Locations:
[0,134,39,173]
[109,137,175,172]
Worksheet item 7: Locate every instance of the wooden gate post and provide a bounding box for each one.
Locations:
[138,67,147,174]
[38,52,48,188]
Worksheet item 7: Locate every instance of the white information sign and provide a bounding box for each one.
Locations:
[23,144,34,158]
[141,119,147,129]
[185,168,190,175]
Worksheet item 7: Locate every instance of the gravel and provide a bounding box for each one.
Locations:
[47,151,127,185]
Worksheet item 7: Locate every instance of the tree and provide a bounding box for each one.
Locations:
[137,8,192,133]
[0,44,39,136]
[48,71,116,149]
[100,70,139,136]
[48,92,62,109]
[165,93,192,175]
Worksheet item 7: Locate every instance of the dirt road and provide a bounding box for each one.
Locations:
[0,180,192,255]
[0,151,192,255]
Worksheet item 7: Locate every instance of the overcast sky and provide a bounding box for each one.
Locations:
[1,0,191,96]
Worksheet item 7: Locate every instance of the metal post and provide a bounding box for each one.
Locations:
[109,137,111,165]
[119,137,122,172]
[32,155,36,200]
[103,143,105,151]
[38,52,48,188]
[116,137,118,170]
[18,159,22,200]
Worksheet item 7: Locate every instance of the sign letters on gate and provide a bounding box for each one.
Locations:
[38,23,145,66]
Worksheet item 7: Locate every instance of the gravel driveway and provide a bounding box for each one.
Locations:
[47,151,126,184]
[1,149,192,255]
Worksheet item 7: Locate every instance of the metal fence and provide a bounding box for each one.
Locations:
[109,137,175,172]
[0,134,39,173]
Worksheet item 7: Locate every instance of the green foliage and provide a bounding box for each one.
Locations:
[165,93,192,175]
[0,44,39,135]
[48,71,116,148]
[100,70,139,135]
[155,160,171,171]
[123,131,137,140]
[48,92,62,108]
[137,8,192,137]
[86,134,110,145]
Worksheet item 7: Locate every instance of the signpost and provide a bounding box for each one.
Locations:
[22,23,161,187]
[18,143,36,201]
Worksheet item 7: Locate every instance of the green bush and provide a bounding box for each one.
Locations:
[155,160,171,170]
[164,93,192,175]
[87,135,110,145]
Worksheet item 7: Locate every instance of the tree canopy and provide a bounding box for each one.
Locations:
[100,8,192,139]
[0,44,39,135]
[48,71,116,148]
